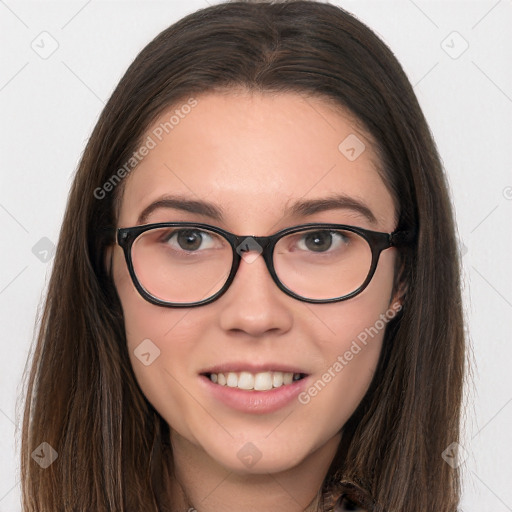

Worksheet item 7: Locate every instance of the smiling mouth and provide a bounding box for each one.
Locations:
[202,371,307,391]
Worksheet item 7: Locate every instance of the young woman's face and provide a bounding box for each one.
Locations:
[112,91,399,474]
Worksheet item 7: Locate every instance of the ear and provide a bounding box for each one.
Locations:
[390,281,407,311]
[389,257,408,311]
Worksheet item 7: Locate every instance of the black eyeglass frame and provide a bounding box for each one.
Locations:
[113,222,416,308]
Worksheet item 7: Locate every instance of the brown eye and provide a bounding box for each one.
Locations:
[158,228,221,252]
[175,229,204,251]
[295,230,349,253]
[303,231,333,252]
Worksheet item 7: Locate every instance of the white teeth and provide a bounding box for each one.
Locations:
[237,371,254,390]
[226,372,238,387]
[207,371,302,390]
[272,372,283,387]
[254,372,273,391]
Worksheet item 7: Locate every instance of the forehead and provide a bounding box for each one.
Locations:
[117,90,396,231]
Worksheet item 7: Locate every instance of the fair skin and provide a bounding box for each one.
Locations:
[111,90,399,512]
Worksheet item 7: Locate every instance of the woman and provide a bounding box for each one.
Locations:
[20,1,465,511]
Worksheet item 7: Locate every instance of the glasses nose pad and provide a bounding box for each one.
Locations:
[235,236,265,265]
[232,235,279,289]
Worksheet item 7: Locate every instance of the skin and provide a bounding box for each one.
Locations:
[111,90,400,512]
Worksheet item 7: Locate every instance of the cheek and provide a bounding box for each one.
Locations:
[299,250,398,421]
[112,247,204,420]
[309,248,397,347]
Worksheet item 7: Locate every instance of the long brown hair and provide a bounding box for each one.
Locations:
[20,1,465,510]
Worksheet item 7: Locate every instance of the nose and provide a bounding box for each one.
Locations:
[217,249,293,336]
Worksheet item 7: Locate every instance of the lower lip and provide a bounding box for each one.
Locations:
[199,374,310,414]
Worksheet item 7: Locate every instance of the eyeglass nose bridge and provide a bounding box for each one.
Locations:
[224,232,294,300]
[230,233,278,280]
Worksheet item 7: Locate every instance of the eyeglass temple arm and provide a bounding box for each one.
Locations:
[389,229,416,247]
[98,226,118,246]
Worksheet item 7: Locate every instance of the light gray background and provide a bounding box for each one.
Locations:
[1,1,511,510]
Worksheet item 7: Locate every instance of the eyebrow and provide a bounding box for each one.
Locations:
[137,193,377,225]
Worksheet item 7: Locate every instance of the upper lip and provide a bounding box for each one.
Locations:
[199,363,309,375]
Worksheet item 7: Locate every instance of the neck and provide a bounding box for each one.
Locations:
[168,431,341,512]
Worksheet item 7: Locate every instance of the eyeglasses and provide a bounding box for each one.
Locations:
[112,222,415,308]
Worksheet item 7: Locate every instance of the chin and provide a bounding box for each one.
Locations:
[202,437,313,475]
